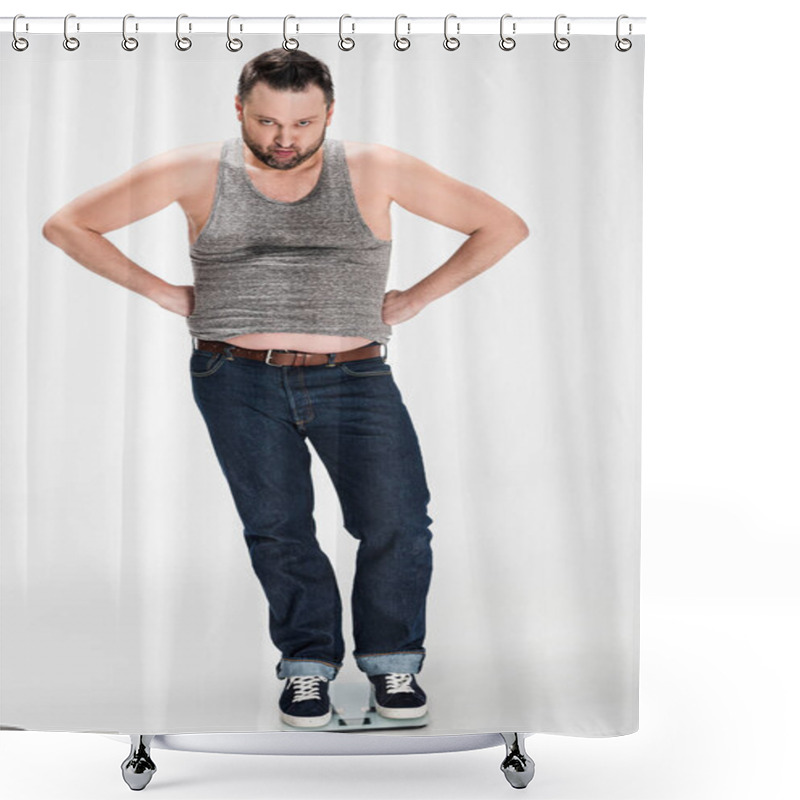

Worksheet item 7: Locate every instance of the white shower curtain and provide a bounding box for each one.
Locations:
[1,25,644,737]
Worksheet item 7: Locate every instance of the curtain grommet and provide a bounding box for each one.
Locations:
[338,14,355,51]
[226,15,243,52]
[553,14,571,51]
[12,14,29,51]
[443,13,460,51]
[175,14,192,51]
[615,15,633,51]
[394,15,411,51]
[63,13,80,51]
[499,14,516,51]
[121,14,139,51]
[282,15,299,51]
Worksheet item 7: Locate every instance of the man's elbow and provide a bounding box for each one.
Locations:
[42,213,80,245]
[42,214,64,243]
[477,214,530,242]
[508,214,530,243]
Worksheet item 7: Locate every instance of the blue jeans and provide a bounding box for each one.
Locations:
[189,340,433,681]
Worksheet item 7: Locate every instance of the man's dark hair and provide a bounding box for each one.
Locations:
[237,49,334,108]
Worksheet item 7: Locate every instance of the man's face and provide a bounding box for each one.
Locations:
[236,82,333,171]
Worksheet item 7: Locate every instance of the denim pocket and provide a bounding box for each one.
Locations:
[339,356,392,377]
[190,350,228,378]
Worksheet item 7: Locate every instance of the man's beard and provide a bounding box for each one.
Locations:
[241,128,326,171]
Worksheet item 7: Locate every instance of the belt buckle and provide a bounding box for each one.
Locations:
[263,348,305,367]
[264,348,278,366]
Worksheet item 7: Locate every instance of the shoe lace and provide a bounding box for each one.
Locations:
[289,675,327,702]
[385,673,415,694]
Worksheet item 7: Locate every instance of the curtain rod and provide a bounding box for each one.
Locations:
[1,16,646,36]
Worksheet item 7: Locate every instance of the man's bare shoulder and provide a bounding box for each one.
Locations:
[341,140,403,162]
[341,140,411,182]
[154,141,224,173]
[135,141,224,198]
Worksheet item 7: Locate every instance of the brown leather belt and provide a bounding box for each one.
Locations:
[194,338,386,367]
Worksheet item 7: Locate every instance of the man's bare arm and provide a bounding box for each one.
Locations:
[42,147,199,314]
[378,145,529,322]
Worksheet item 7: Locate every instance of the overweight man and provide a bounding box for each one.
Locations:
[43,48,529,729]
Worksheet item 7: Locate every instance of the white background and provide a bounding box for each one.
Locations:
[1,1,797,799]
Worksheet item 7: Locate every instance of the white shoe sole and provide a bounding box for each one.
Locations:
[374,702,428,719]
[280,709,332,727]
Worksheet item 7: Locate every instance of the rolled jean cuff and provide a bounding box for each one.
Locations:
[354,650,426,676]
[276,658,342,681]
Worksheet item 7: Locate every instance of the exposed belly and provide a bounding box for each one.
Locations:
[221,331,373,353]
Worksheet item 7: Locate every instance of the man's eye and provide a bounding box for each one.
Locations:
[259,120,273,125]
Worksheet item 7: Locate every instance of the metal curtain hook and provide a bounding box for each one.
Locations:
[12,14,29,51]
[394,14,410,51]
[63,13,80,51]
[122,14,139,51]
[443,13,460,51]
[499,14,516,51]
[176,14,192,50]
[553,14,571,51]
[226,15,243,51]
[283,15,299,50]
[615,14,632,51]
[338,14,355,50]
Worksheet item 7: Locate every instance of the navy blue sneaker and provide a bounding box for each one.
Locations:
[279,676,332,728]
[368,673,428,719]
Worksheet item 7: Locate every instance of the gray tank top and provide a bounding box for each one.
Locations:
[186,136,393,344]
